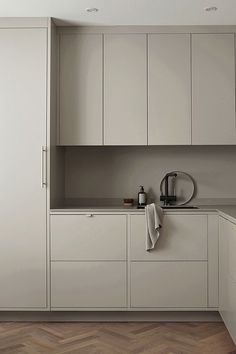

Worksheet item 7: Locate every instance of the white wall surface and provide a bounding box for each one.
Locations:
[65,146,236,202]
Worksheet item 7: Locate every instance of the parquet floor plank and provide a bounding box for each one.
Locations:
[0,322,235,354]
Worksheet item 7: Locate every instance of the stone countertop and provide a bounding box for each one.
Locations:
[50,204,236,224]
[211,205,236,224]
[50,205,236,222]
[50,206,147,213]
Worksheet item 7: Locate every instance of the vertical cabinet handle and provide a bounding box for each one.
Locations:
[41,146,47,188]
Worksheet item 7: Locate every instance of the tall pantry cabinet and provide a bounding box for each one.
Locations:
[0,19,51,309]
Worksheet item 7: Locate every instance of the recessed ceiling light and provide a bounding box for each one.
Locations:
[204,6,218,12]
[86,7,99,13]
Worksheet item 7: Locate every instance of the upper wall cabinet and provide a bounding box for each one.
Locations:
[104,34,147,145]
[148,34,191,145]
[192,34,236,145]
[59,34,103,145]
[58,30,236,146]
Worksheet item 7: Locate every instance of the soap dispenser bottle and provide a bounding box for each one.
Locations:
[138,185,147,208]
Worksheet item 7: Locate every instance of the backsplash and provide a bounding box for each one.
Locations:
[65,146,236,203]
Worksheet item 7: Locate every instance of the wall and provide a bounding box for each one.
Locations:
[65,146,236,204]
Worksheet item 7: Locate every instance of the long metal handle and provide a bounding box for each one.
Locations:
[41,146,47,188]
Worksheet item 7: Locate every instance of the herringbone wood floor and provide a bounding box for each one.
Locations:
[0,322,235,354]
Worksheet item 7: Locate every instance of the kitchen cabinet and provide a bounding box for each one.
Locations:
[51,262,127,308]
[50,211,218,310]
[219,217,236,344]
[148,34,191,145]
[104,34,147,145]
[58,30,236,146]
[130,214,207,261]
[50,214,127,309]
[59,34,103,145]
[130,214,208,308]
[51,214,127,260]
[131,262,207,308]
[192,34,236,145]
[0,27,47,308]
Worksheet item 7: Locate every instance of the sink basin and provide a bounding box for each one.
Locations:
[161,206,199,209]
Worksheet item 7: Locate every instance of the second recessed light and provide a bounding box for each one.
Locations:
[204,6,218,12]
[86,7,99,13]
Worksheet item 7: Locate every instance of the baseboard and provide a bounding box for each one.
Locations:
[0,311,221,322]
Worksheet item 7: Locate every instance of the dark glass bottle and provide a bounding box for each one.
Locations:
[137,185,147,208]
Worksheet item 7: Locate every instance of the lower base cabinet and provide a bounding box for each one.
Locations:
[51,261,127,308]
[220,278,236,343]
[219,217,236,343]
[50,212,218,311]
[131,261,207,308]
[130,214,210,308]
[50,214,127,309]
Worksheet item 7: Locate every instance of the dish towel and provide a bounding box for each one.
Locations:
[145,203,163,251]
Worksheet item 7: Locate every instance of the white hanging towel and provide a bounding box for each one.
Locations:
[145,203,163,251]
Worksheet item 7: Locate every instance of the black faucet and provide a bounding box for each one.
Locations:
[160,172,177,206]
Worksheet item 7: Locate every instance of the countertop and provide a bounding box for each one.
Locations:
[50,204,236,224]
[212,205,236,223]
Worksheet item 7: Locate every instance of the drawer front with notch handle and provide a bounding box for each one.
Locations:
[130,214,207,261]
[51,214,127,261]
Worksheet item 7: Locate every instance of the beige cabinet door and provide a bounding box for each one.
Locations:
[104,34,147,145]
[51,214,127,261]
[192,34,236,145]
[130,214,207,261]
[148,34,191,145]
[51,262,127,308]
[219,217,236,343]
[0,28,47,308]
[59,34,103,145]
[219,218,228,317]
[131,262,207,308]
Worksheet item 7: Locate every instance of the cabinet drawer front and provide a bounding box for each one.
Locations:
[51,262,127,308]
[220,217,236,283]
[51,215,127,260]
[228,224,236,283]
[220,276,236,343]
[131,262,207,308]
[130,214,207,261]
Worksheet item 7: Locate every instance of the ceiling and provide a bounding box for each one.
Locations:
[0,0,235,26]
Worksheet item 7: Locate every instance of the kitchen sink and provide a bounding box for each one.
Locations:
[161,206,199,209]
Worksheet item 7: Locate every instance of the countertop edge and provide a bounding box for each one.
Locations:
[50,205,236,223]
